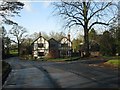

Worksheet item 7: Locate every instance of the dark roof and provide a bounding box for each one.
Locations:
[48,38,60,43]
[31,35,48,45]
[31,36,72,45]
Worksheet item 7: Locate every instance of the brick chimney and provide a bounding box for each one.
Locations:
[68,33,70,41]
[39,32,41,37]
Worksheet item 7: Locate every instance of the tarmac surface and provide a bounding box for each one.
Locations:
[2,57,119,89]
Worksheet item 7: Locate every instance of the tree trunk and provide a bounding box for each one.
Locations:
[6,47,9,55]
[84,27,90,57]
[83,2,90,57]
[18,41,20,56]
[2,38,5,59]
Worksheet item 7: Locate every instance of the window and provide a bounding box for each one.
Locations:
[61,43,68,47]
[38,43,44,48]
[38,52,44,56]
[50,44,55,47]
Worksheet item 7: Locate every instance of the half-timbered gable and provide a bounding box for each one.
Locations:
[59,34,72,57]
[31,33,72,59]
[32,34,49,59]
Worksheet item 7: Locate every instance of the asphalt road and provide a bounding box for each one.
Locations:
[2,57,119,89]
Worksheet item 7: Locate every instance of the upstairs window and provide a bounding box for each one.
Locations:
[61,43,68,47]
[50,44,55,47]
[38,43,44,48]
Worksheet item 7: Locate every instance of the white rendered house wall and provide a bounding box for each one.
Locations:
[33,36,49,58]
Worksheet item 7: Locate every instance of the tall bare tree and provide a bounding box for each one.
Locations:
[9,25,27,56]
[53,0,117,57]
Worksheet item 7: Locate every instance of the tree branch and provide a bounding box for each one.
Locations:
[89,22,109,30]
[88,2,112,21]
[11,40,17,44]
[63,1,83,12]
[69,22,84,28]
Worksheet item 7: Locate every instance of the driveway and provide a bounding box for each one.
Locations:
[2,57,119,88]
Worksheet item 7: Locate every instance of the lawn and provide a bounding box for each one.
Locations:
[102,56,120,60]
[105,59,120,66]
[9,50,18,55]
[103,57,120,69]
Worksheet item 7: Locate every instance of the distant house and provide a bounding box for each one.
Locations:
[31,33,49,59]
[59,34,72,57]
[79,40,100,57]
[31,33,72,59]
[48,38,60,58]
[89,40,100,57]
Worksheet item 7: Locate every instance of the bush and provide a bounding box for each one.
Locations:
[2,61,10,75]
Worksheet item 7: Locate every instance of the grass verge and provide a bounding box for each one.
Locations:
[104,59,120,67]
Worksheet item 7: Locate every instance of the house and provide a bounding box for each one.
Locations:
[31,33,72,59]
[79,40,100,57]
[59,34,72,57]
[48,38,60,58]
[89,40,100,57]
[31,33,49,59]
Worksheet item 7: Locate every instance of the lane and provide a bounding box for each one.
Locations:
[48,61,119,88]
[33,65,61,88]
[43,66,96,88]
[3,57,119,88]
[29,60,119,88]
[3,57,57,88]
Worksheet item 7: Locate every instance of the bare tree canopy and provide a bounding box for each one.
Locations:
[30,31,66,41]
[49,31,66,41]
[0,1,24,25]
[9,24,27,56]
[10,25,27,43]
[53,0,118,57]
